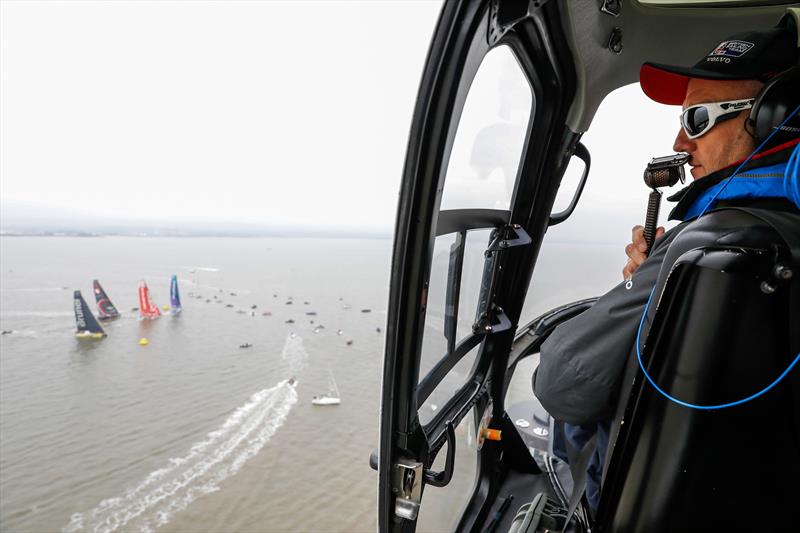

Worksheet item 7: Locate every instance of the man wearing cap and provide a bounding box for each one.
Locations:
[533,21,799,512]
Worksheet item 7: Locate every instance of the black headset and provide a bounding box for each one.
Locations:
[746,11,800,149]
[747,66,800,149]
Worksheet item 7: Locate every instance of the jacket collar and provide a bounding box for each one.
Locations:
[668,138,800,221]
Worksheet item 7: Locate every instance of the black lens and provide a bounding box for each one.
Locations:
[683,106,709,136]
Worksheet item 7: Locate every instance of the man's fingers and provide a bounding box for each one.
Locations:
[623,260,636,280]
[626,244,647,265]
[626,224,662,278]
[631,225,644,242]
[633,225,667,252]
[633,225,648,252]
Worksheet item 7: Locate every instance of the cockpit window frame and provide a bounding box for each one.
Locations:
[378,0,580,529]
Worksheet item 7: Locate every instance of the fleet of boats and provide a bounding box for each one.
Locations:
[73,276,184,338]
[70,276,342,406]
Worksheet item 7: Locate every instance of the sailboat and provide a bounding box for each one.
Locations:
[73,290,106,339]
[312,370,341,406]
[93,279,120,320]
[138,280,161,320]
[169,275,182,314]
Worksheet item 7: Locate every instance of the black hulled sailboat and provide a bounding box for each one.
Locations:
[74,290,106,339]
[93,280,120,320]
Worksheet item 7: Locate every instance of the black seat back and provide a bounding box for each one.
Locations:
[597,208,800,533]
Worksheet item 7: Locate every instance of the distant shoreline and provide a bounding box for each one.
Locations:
[0,231,393,240]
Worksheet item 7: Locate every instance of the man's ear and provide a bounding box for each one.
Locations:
[744,116,758,140]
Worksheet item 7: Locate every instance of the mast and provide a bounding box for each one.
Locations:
[169,275,182,313]
[328,370,340,398]
[93,279,119,319]
[138,280,161,320]
[74,290,106,337]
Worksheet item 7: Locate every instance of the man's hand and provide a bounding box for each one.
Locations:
[623,224,664,279]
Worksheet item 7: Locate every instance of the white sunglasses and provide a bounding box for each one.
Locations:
[680,98,755,140]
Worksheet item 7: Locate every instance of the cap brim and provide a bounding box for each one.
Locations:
[639,62,745,105]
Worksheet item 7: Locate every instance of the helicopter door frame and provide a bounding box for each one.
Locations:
[378,0,579,531]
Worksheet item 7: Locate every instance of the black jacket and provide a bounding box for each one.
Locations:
[533,142,799,425]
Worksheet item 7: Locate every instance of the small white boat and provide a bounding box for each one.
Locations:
[312,370,341,406]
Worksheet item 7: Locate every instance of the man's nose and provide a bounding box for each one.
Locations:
[673,127,695,154]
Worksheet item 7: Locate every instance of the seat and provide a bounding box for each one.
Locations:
[595,206,800,533]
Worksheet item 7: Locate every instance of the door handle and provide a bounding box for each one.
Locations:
[423,420,456,487]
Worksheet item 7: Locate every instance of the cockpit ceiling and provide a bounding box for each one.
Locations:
[560,0,799,132]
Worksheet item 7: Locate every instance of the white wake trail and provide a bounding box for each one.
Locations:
[64,379,297,533]
[281,333,309,375]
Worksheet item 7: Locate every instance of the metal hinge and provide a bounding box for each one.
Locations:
[393,458,423,520]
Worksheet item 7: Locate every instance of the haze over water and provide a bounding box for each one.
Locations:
[0,235,620,532]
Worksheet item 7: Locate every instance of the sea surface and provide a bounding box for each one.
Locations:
[0,236,621,533]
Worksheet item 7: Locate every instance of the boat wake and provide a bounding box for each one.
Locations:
[63,379,298,533]
[188,266,219,273]
[281,332,309,375]
[0,286,70,292]
[1,311,73,318]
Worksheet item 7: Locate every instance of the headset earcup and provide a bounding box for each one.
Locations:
[749,67,800,148]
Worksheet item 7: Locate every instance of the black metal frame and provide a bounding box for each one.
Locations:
[379,2,490,529]
[379,0,579,530]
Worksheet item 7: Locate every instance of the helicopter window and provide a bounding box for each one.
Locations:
[418,343,480,426]
[518,83,683,328]
[415,406,479,532]
[418,230,492,379]
[417,229,492,422]
[439,45,533,211]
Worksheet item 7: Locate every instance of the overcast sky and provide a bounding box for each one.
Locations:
[1,0,685,238]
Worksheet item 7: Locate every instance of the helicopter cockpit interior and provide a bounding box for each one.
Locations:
[374,1,800,532]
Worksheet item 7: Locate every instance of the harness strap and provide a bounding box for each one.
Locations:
[561,431,597,533]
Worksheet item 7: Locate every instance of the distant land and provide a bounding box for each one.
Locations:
[0,200,647,244]
[0,202,393,239]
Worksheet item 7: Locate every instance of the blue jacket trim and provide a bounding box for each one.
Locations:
[786,142,800,209]
[682,160,796,221]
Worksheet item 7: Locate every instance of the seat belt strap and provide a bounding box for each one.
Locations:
[561,432,597,533]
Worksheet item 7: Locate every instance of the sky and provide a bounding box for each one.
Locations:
[1,0,686,238]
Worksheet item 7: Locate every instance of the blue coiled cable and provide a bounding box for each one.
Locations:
[636,105,800,410]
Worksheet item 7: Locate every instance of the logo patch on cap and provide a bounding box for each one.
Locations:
[709,40,754,58]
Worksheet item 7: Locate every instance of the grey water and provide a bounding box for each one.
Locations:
[0,236,621,532]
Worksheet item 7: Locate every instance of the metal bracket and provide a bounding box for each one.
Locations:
[393,458,423,520]
[489,0,550,45]
[600,0,621,17]
[474,304,513,334]
[486,224,532,252]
